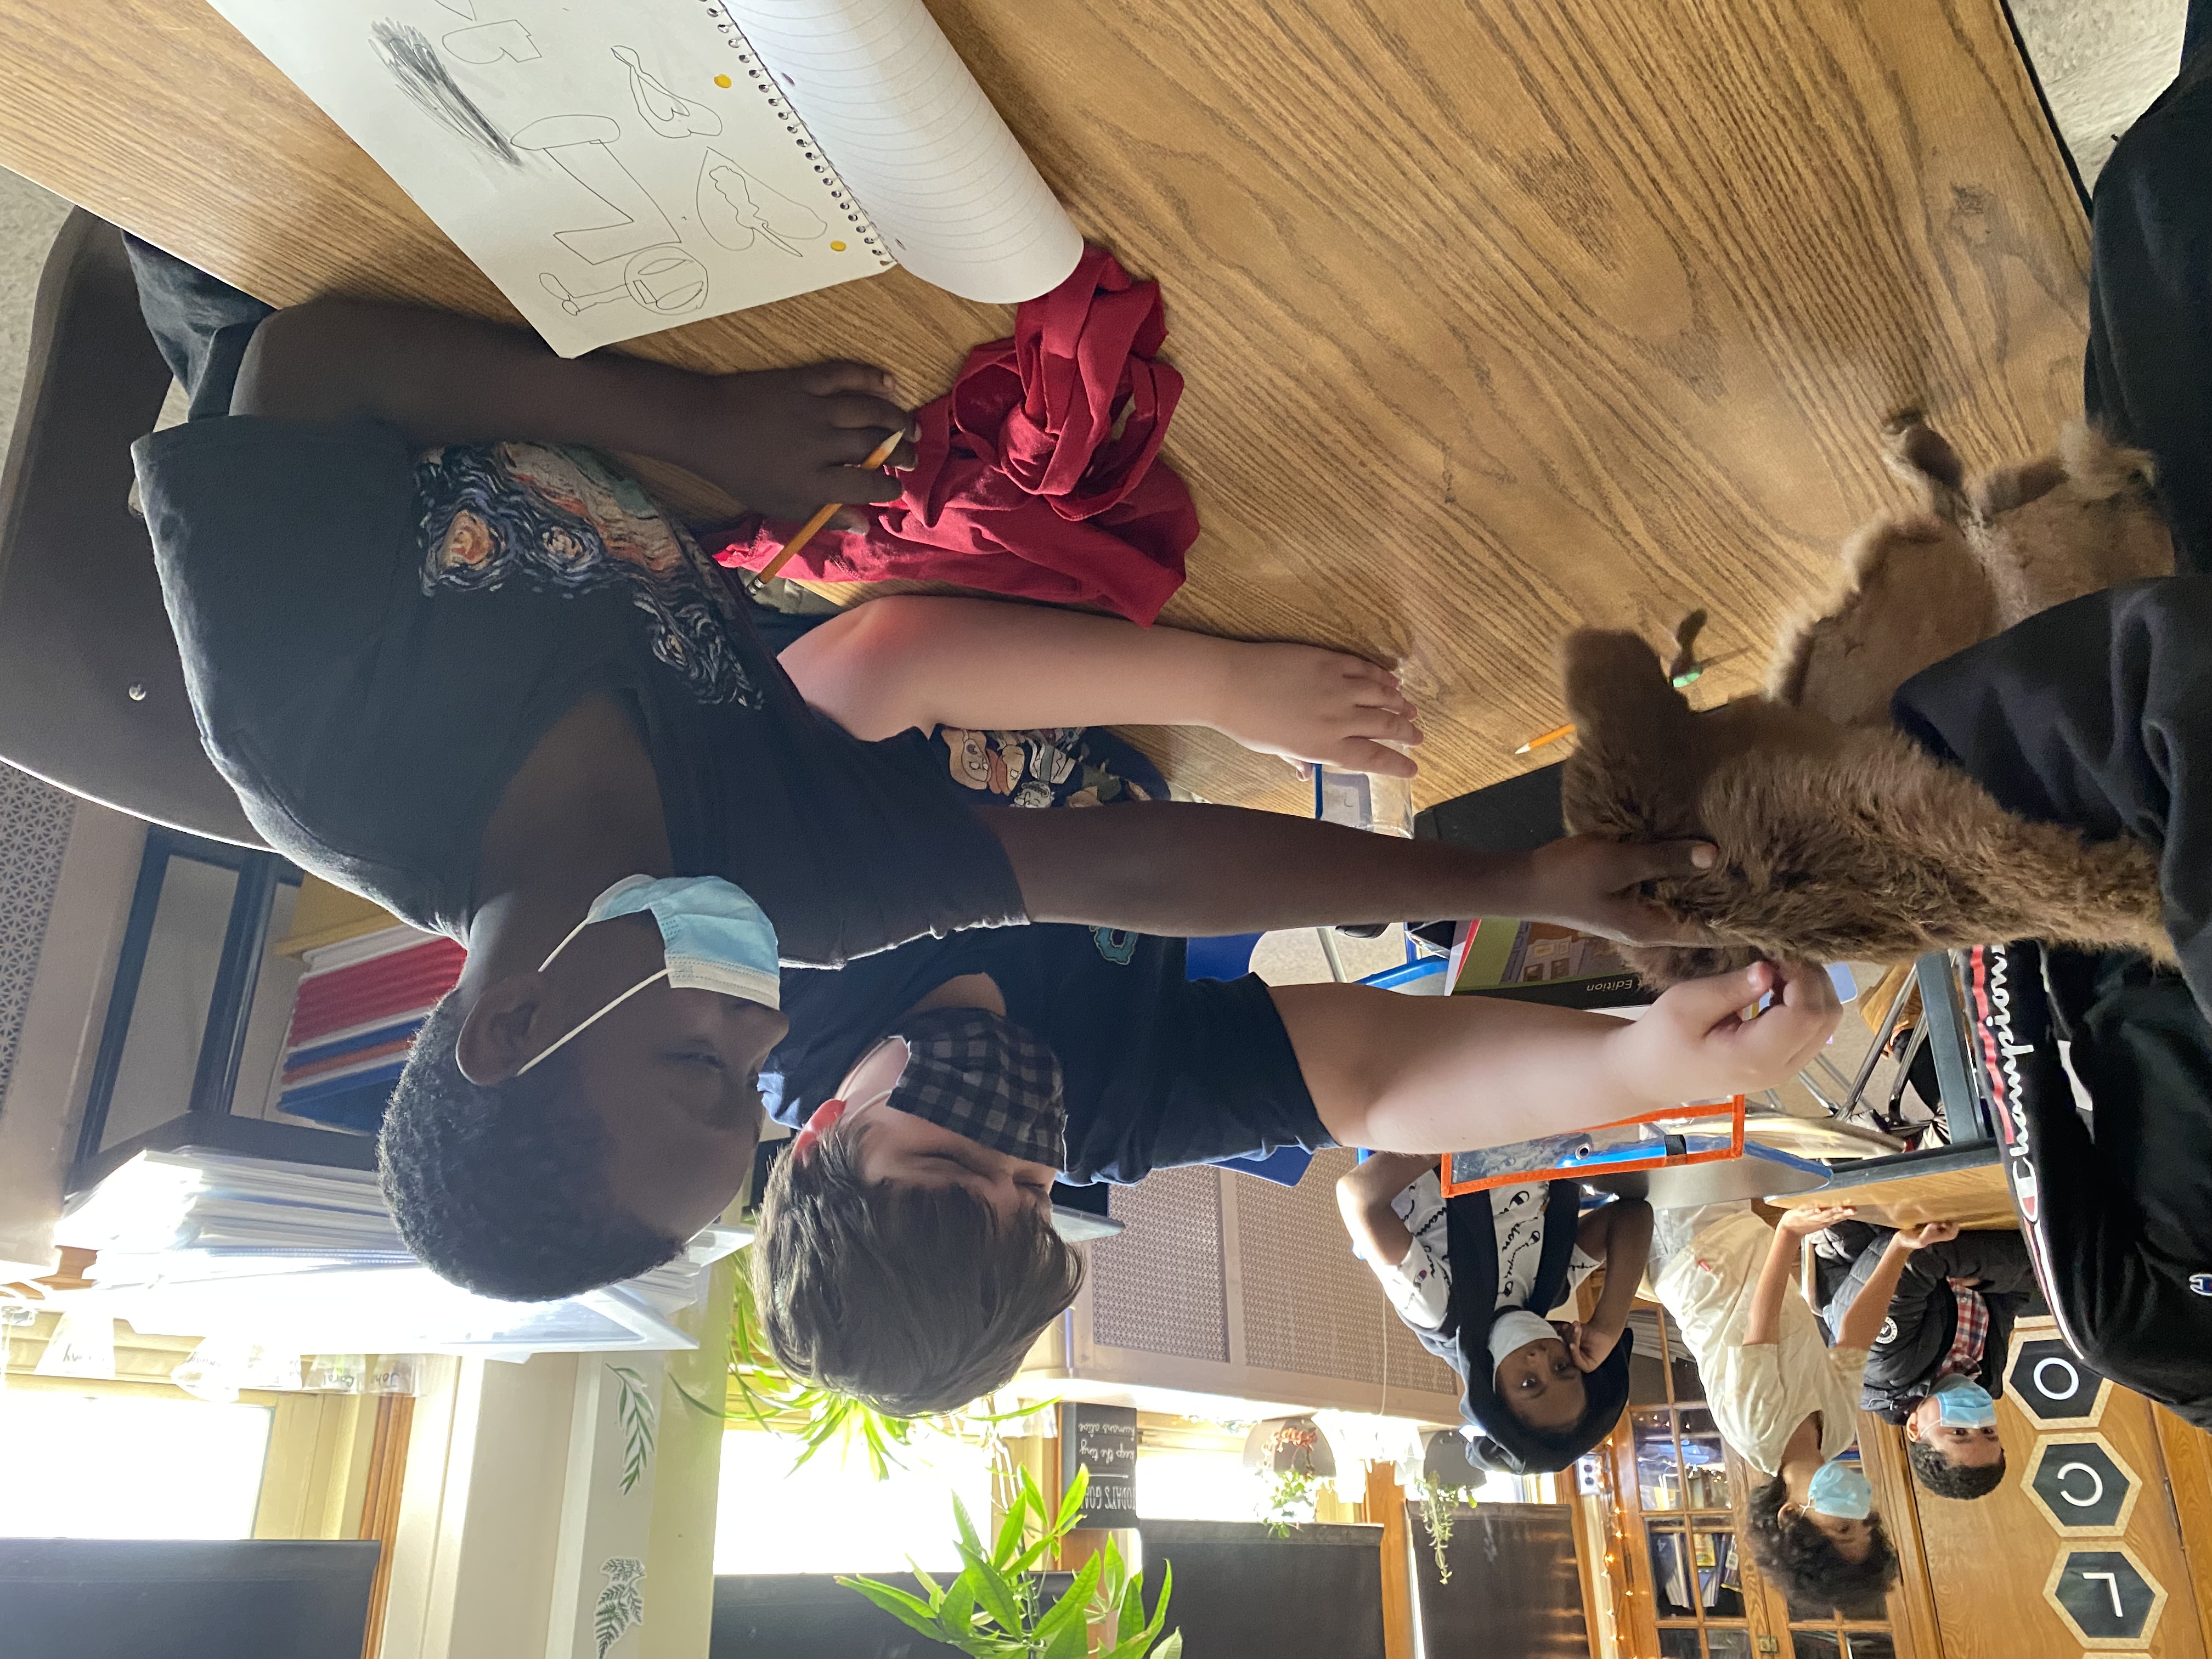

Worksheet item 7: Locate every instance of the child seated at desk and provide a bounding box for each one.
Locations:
[1647,1200,1960,1617]
[119,241,1726,1305]
[1338,1158,1652,1474]
[744,929,1833,1417]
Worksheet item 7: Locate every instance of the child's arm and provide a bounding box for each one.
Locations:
[1568,1198,1654,1370]
[778,595,1421,776]
[1280,958,1842,1153]
[1832,1221,1962,1351]
[1334,1152,1438,1268]
[232,299,914,522]
[1743,1203,1857,1346]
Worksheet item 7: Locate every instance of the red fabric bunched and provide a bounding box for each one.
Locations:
[709,245,1199,624]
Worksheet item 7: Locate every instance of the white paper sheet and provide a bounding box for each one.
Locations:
[725,0,1083,302]
[207,0,1080,353]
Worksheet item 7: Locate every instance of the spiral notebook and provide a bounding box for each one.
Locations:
[208,0,1085,355]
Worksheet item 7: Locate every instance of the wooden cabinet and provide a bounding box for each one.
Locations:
[1594,1306,1916,1659]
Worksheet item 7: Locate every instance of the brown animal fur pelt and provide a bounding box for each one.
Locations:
[1768,416,2171,729]
[1558,631,2173,986]
[1556,415,2177,987]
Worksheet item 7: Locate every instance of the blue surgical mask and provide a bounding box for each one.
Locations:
[1932,1376,1998,1427]
[517,874,780,1074]
[1807,1460,1874,1521]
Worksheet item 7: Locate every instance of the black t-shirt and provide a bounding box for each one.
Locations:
[1891,575,2212,1018]
[762,923,1329,1184]
[134,421,1024,965]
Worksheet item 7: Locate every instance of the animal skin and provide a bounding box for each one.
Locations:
[1560,416,2175,985]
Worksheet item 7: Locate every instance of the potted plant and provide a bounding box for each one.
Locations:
[1242,1417,1335,1536]
[842,1466,1181,1658]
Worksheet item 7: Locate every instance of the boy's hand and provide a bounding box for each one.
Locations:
[1607,959,1843,1107]
[1778,1203,1859,1237]
[1519,836,1723,945]
[1565,1321,1620,1372]
[684,362,918,522]
[1889,1220,1961,1251]
[1208,644,1424,778]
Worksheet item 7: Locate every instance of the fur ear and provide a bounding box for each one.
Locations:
[2058,421,2158,500]
[1881,411,1967,518]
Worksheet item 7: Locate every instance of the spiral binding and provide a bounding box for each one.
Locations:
[723,28,896,270]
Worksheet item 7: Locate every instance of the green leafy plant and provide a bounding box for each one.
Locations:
[1254,1421,1325,1537]
[1414,1477,1476,1584]
[842,1466,1181,1659]
[1258,1464,1321,1537]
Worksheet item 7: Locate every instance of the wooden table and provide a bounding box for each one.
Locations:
[0,0,2090,812]
[1775,1144,2020,1231]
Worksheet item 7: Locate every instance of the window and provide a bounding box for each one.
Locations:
[0,1389,272,1538]
[712,1430,993,1575]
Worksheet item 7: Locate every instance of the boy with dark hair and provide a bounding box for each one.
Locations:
[753,948,1836,1416]
[123,241,1717,1301]
[1812,1221,2033,1502]
[1338,1156,1652,1474]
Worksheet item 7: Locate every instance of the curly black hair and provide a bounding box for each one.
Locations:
[379,992,684,1300]
[1906,1436,2006,1499]
[1743,1472,1901,1620]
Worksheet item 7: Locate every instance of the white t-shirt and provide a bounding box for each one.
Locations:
[1653,1207,1870,1475]
[1373,1175,1599,1332]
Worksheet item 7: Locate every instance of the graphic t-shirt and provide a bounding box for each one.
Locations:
[134,421,1024,964]
[1372,1175,1600,1333]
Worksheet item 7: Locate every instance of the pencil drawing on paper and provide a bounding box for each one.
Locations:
[442,20,541,65]
[541,248,709,317]
[696,149,827,256]
[371,18,521,167]
[511,114,681,264]
[613,45,721,138]
[512,114,708,320]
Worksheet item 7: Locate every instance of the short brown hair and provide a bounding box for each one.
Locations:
[754,1117,1084,1417]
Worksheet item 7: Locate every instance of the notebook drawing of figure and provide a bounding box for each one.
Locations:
[209,0,1085,354]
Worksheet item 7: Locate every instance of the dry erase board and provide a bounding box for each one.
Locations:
[1060,1403,1139,1528]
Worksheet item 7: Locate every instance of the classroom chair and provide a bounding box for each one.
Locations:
[0,210,264,847]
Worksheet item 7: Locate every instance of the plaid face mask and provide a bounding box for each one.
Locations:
[878,1007,1068,1170]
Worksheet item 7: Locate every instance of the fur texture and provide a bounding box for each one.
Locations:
[1561,417,2175,985]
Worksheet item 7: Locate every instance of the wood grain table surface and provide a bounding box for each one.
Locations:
[0,0,2091,814]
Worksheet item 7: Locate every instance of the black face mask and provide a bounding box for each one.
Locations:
[881,1007,1068,1169]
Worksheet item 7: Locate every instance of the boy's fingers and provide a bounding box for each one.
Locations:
[1334,738,1419,778]
[820,392,914,433]
[1613,838,1721,882]
[1663,962,1778,1032]
[832,467,907,505]
[798,359,901,402]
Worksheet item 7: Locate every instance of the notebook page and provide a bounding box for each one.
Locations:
[725,0,1085,303]
[207,0,893,355]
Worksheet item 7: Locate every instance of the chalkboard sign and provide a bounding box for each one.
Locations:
[1060,1403,1139,1528]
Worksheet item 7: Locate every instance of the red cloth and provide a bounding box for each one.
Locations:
[708,246,1198,624]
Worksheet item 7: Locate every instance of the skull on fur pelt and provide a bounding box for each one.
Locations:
[1555,414,2176,988]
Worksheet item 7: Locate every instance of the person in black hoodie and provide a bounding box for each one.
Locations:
[1338,1156,1652,1474]
[1811,1221,2035,1499]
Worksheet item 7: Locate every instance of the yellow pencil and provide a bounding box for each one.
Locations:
[757,427,906,583]
[1514,721,1576,756]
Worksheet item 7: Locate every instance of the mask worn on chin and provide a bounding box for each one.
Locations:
[517,874,780,1075]
[1806,1459,1874,1521]
[1931,1375,1999,1427]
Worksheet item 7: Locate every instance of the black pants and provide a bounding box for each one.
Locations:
[122,234,271,422]
[2085,16,2212,573]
